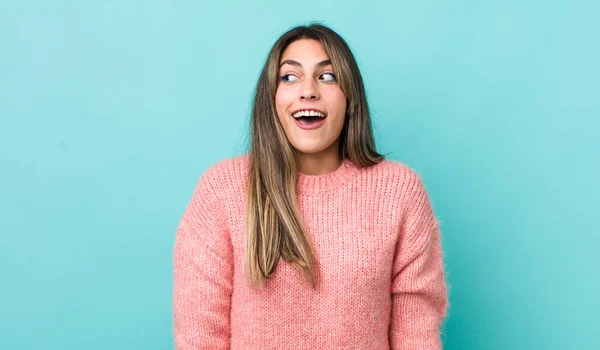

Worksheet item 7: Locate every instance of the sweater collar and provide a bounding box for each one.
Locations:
[296,158,361,195]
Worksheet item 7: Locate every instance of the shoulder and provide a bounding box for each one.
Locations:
[196,153,250,196]
[200,153,249,180]
[364,158,425,186]
[361,158,433,208]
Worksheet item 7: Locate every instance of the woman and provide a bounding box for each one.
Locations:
[173,23,449,349]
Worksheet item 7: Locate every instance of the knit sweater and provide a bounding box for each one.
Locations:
[172,153,449,349]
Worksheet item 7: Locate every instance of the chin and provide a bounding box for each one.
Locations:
[292,143,333,155]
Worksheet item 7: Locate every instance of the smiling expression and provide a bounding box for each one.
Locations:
[275,39,347,156]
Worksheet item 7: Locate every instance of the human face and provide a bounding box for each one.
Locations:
[275,39,347,158]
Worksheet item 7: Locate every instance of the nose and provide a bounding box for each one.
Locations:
[300,77,319,100]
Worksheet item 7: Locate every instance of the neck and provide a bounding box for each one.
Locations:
[294,140,341,175]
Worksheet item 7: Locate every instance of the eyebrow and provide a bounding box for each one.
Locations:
[279,59,332,68]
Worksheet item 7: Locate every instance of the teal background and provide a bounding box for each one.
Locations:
[1,1,598,349]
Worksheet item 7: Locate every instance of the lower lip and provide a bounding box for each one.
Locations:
[293,116,327,130]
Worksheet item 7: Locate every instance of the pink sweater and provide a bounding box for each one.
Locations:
[173,153,449,349]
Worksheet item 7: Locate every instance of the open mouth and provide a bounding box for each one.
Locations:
[292,109,327,128]
[295,115,326,125]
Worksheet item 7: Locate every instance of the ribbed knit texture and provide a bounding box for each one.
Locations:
[173,153,449,349]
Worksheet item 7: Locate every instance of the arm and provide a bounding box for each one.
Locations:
[173,166,234,349]
[389,170,449,350]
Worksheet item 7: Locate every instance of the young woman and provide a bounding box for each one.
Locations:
[173,23,449,349]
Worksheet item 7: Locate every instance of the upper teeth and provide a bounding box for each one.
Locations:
[293,110,326,118]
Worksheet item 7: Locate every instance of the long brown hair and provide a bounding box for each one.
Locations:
[245,22,385,289]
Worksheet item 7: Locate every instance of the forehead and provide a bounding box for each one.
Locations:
[280,39,330,64]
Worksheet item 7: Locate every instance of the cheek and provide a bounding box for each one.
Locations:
[274,89,286,123]
[327,89,347,116]
[275,87,292,108]
[275,89,282,110]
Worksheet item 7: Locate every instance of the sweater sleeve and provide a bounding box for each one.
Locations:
[389,170,449,350]
[173,165,234,349]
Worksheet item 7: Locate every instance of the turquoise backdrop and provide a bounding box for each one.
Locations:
[1,1,598,349]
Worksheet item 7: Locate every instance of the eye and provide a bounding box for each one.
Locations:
[280,73,298,83]
[320,72,337,82]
